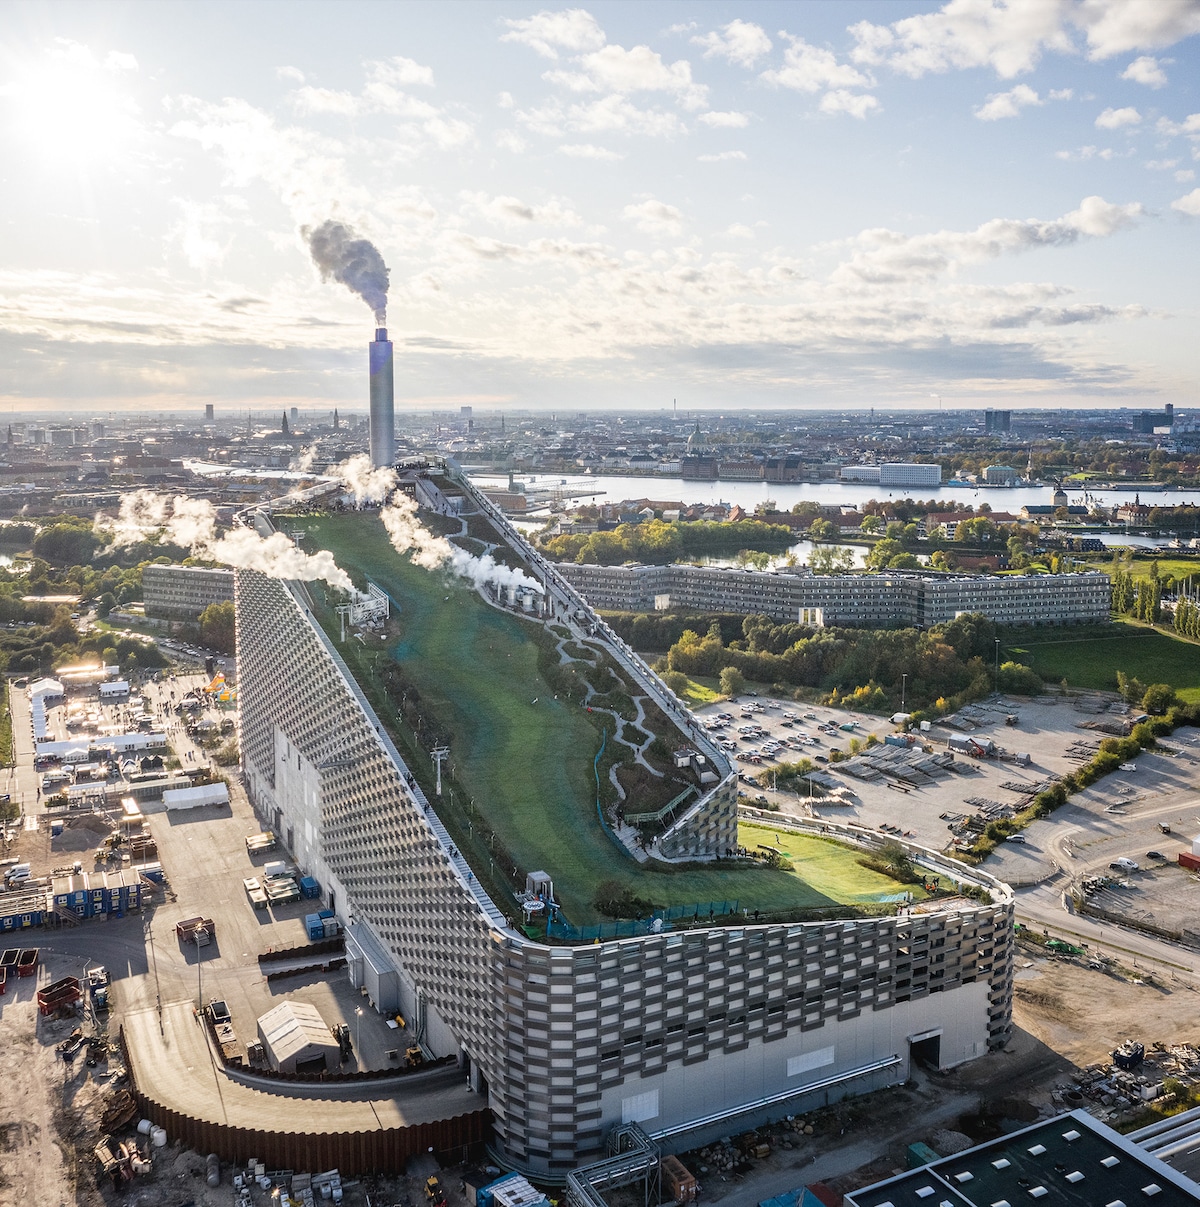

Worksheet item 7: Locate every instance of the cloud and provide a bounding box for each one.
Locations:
[1156,112,1200,137]
[1096,105,1142,128]
[501,8,606,60]
[1056,144,1118,160]
[1121,54,1169,87]
[545,43,708,110]
[370,56,435,87]
[974,82,1042,120]
[1078,0,1200,59]
[847,5,1074,78]
[276,65,305,83]
[1172,187,1200,216]
[832,194,1142,284]
[623,199,683,237]
[693,20,773,68]
[521,94,685,139]
[763,35,872,92]
[1177,169,1196,182]
[699,150,748,163]
[281,57,470,148]
[819,90,880,119]
[848,0,1200,80]
[495,129,526,153]
[698,110,750,128]
[459,191,583,228]
[170,200,232,270]
[559,142,623,160]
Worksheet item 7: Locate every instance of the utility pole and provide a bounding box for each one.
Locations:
[995,638,1001,691]
[900,673,907,713]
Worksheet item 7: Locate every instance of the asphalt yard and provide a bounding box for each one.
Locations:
[693,691,1200,889]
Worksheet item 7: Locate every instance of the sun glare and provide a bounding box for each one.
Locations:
[2,40,139,166]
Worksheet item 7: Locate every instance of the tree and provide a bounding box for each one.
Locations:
[199,601,236,654]
[1141,683,1177,715]
[810,545,855,574]
[32,523,99,566]
[660,670,689,698]
[719,666,745,697]
[860,514,884,535]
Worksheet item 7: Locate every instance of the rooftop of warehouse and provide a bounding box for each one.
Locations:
[845,1110,1199,1207]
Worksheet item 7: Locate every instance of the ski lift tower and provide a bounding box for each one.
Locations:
[430,746,450,796]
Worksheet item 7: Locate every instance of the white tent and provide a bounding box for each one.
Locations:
[163,782,229,811]
[29,677,64,703]
[257,1000,339,1075]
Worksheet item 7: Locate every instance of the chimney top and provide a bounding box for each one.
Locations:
[375,327,388,342]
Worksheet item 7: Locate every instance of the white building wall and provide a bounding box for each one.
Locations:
[601,981,990,1143]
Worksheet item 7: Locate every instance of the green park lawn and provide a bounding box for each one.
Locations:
[294,514,912,923]
[1007,620,1200,703]
[738,824,930,905]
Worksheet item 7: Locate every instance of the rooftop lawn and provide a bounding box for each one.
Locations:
[294,513,930,923]
[1006,619,1200,703]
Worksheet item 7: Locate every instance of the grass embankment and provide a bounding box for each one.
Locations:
[294,514,909,923]
[1006,619,1200,703]
[0,681,11,765]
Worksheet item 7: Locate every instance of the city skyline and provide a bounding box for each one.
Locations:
[1,0,1199,413]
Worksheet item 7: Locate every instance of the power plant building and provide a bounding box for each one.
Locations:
[235,478,1015,1176]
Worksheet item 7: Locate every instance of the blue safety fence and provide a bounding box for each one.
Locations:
[546,899,741,942]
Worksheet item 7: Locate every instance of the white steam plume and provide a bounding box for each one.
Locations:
[96,492,351,591]
[329,453,397,505]
[295,444,318,473]
[380,492,543,595]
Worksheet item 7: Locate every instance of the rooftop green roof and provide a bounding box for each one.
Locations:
[292,512,936,928]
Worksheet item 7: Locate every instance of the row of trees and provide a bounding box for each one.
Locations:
[540,518,795,566]
[659,612,1022,712]
[1110,568,1162,622]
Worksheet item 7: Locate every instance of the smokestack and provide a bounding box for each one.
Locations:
[369,328,395,469]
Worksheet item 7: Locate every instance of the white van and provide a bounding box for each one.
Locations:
[1110,857,1139,872]
[4,863,31,885]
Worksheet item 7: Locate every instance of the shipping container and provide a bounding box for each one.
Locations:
[299,876,321,899]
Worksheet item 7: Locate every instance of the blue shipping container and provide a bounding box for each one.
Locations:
[299,876,320,899]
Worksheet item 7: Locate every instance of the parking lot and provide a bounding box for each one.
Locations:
[694,692,1200,888]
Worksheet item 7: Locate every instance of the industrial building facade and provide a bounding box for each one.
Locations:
[555,564,1111,628]
[143,563,235,621]
[236,526,1016,1176]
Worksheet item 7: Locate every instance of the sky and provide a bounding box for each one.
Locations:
[1,0,1200,417]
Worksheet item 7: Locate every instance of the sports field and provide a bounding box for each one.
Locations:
[1007,620,1200,703]
[296,514,928,922]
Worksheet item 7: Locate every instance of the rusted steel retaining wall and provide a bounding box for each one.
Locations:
[119,1028,491,1174]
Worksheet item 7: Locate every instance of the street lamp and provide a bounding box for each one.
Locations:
[355,1006,363,1066]
[995,638,1001,691]
[900,673,907,713]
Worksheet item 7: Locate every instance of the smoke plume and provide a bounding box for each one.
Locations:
[302,219,390,324]
[329,453,397,505]
[96,491,351,591]
[380,493,543,596]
